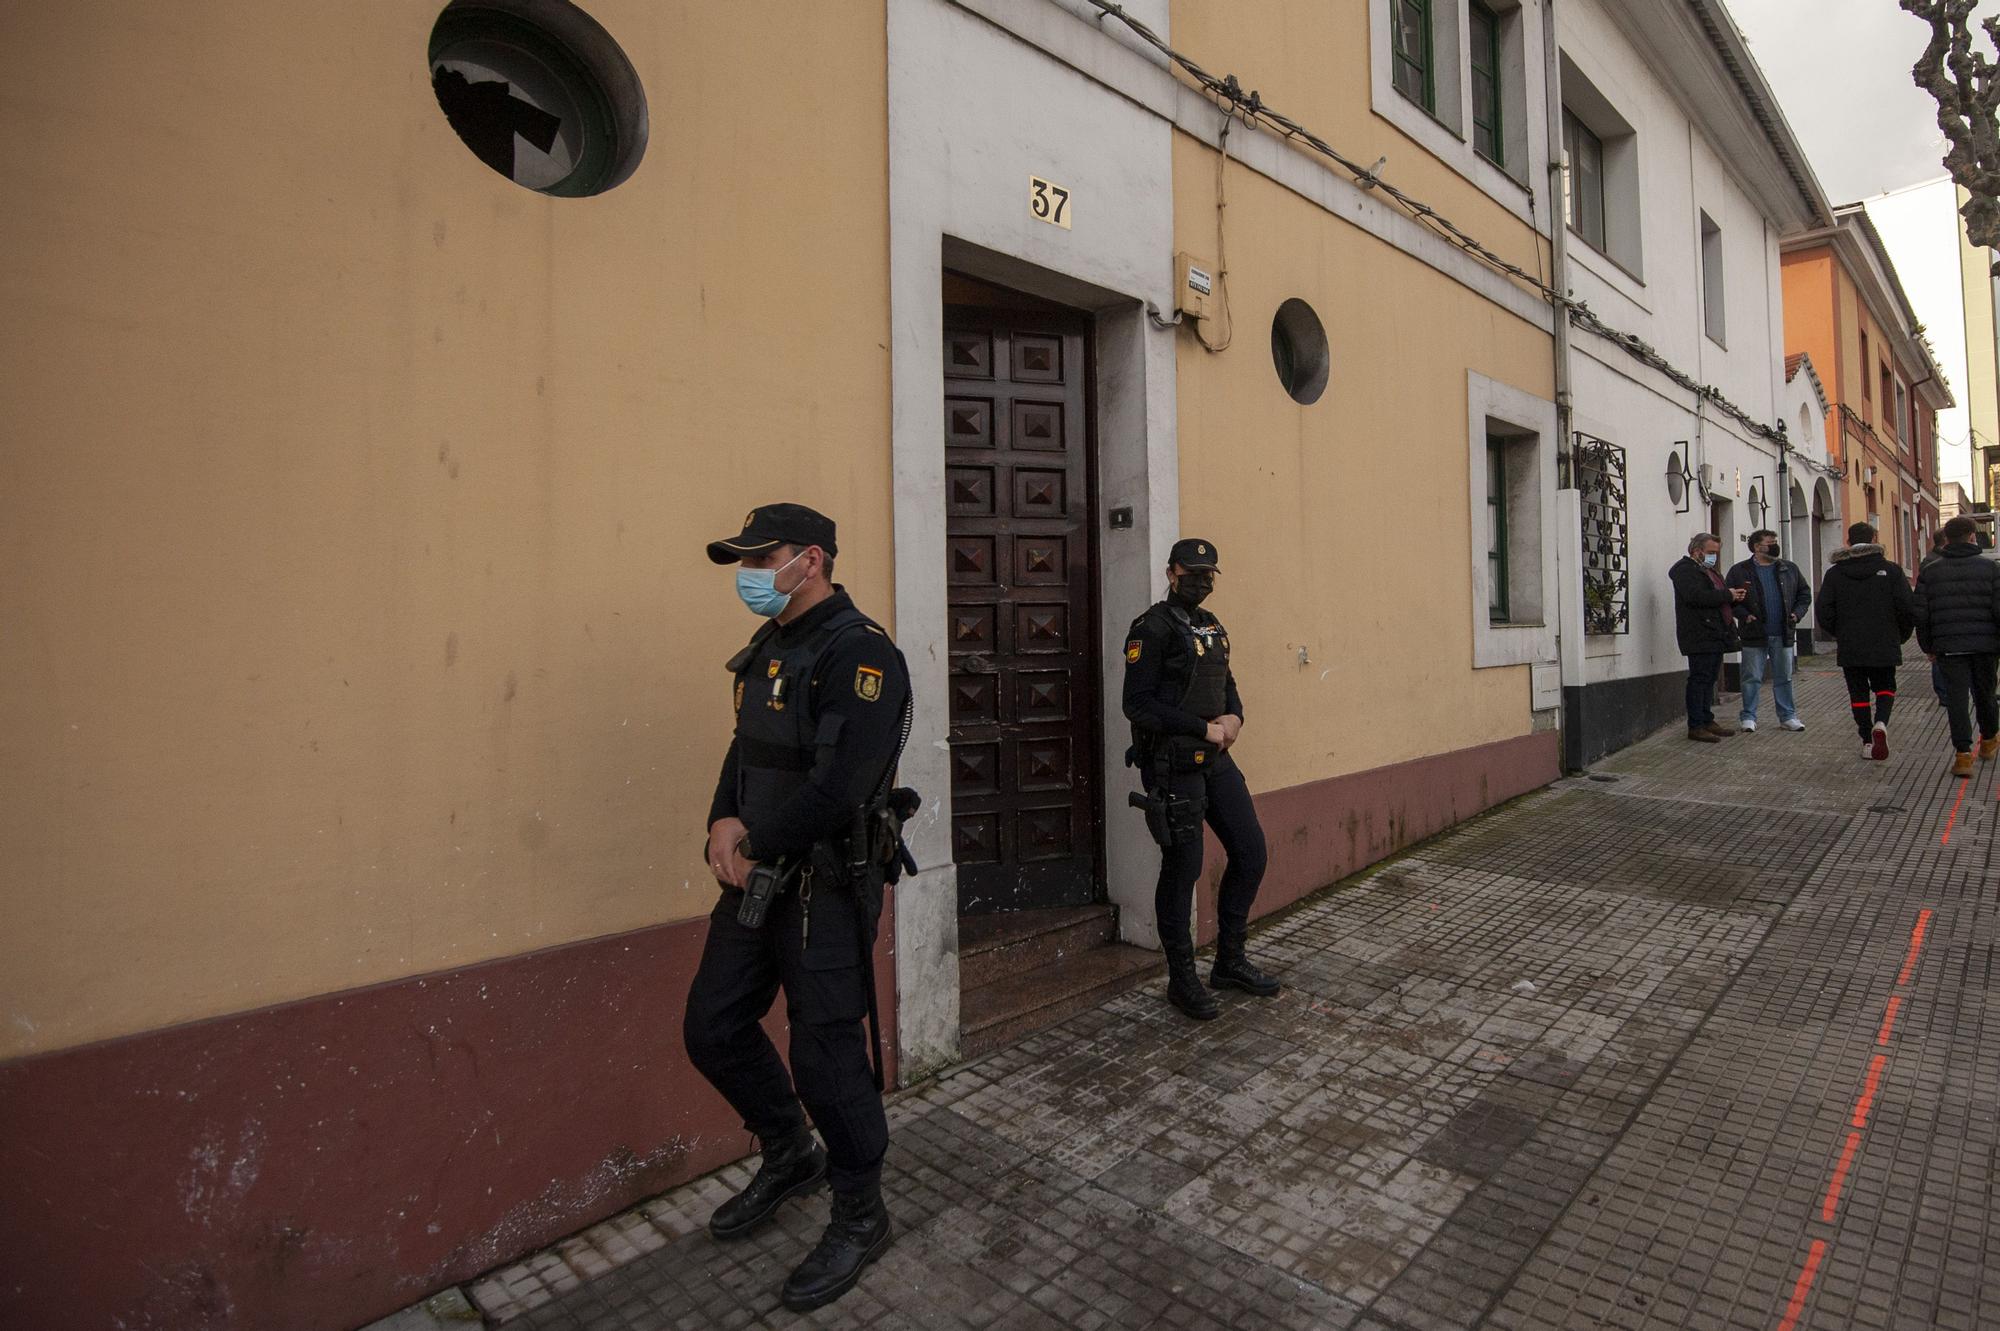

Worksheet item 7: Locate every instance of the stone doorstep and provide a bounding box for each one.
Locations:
[958,904,1120,991]
[959,943,1164,1063]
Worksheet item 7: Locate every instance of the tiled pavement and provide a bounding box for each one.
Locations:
[437,666,2000,1330]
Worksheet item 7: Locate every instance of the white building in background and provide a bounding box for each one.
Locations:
[1865,176,1974,492]
[1553,0,1832,770]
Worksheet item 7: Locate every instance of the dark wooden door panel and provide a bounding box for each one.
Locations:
[944,308,1098,915]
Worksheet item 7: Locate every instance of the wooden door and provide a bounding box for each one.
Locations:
[942,308,1100,914]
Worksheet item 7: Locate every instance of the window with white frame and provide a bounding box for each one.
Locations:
[1700,212,1725,346]
[1468,373,1555,668]
[1373,0,1537,199]
[1559,53,1643,278]
[1486,423,1543,625]
[1895,379,1909,442]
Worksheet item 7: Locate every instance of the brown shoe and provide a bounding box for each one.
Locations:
[1688,727,1721,744]
[1953,751,1975,778]
[1701,723,1735,739]
[1980,736,1999,761]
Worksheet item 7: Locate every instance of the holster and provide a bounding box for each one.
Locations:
[1127,737,1209,848]
[841,785,923,1092]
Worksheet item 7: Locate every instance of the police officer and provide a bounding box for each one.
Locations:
[685,503,912,1313]
[1123,538,1278,1020]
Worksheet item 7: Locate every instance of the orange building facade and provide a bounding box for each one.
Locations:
[1781,208,1951,564]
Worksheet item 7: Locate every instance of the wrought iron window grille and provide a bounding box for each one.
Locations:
[1571,433,1630,636]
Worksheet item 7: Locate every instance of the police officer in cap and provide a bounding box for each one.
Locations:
[685,502,913,1312]
[1123,538,1279,1020]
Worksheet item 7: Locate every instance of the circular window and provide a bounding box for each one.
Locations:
[1270,299,1330,405]
[429,0,647,197]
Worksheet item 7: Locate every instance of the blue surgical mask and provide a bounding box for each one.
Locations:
[736,549,807,617]
[1702,553,1719,568]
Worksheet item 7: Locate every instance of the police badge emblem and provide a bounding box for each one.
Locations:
[855,666,884,702]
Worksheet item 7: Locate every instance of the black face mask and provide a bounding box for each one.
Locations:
[1171,571,1215,607]
[1762,544,1781,559]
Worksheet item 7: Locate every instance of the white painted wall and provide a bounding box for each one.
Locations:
[1557,0,1794,688]
[1866,177,1974,488]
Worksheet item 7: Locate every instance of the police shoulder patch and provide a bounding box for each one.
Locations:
[855,665,884,701]
[1126,639,1143,663]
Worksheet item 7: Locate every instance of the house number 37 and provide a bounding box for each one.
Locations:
[1029,176,1072,229]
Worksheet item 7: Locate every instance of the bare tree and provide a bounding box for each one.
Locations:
[1903,0,2000,256]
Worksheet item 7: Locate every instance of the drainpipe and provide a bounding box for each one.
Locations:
[1542,0,1585,772]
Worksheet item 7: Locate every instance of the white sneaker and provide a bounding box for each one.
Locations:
[1741,718,1757,732]
[1781,718,1806,732]
[1862,740,1876,759]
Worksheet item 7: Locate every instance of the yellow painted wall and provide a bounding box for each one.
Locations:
[0,1,890,1057]
[1959,187,2000,466]
[1169,131,1553,788]
[1170,0,1550,289]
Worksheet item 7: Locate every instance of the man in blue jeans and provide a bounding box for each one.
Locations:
[1724,528,1813,732]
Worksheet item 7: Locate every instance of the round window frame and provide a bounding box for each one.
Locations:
[1270,298,1330,406]
[428,0,648,197]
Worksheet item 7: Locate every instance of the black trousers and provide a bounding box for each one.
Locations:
[1153,750,1268,960]
[1938,654,2000,753]
[1842,666,1898,738]
[682,877,887,1195]
[1685,652,1723,728]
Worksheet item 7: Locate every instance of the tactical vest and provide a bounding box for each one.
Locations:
[727,604,878,827]
[1139,600,1233,724]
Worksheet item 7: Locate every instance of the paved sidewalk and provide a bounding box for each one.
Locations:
[442,665,2000,1330]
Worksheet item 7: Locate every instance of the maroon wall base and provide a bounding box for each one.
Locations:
[1196,731,1561,942]
[0,892,897,1331]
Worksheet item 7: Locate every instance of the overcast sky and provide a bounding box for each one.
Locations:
[1731,0,1998,204]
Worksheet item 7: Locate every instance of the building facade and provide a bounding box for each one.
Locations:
[3,2,1575,1327]
[1780,208,1951,570]
[1549,0,1833,770]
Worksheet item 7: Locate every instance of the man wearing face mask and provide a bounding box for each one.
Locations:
[686,503,913,1312]
[1668,532,1743,743]
[1723,529,1812,732]
[1122,538,1276,1021]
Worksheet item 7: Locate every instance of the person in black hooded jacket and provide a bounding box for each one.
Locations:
[1816,521,1915,761]
[1914,514,2000,776]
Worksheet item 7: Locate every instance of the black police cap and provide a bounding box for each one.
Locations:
[706,503,839,565]
[1169,537,1219,570]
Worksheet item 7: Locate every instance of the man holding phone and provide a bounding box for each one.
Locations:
[1669,532,1743,743]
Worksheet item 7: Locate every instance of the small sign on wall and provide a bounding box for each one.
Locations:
[1029,175,1072,229]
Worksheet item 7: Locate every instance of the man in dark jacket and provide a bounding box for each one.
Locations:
[1669,532,1743,742]
[1723,528,1812,732]
[1816,521,1915,761]
[1913,514,2000,777]
[1920,530,1950,707]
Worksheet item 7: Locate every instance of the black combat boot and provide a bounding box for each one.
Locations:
[780,1183,892,1312]
[1211,926,1281,997]
[707,1127,827,1240]
[1166,949,1221,1020]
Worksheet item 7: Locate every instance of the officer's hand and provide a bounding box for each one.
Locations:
[1218,715,1243,750]
[707,817,750,888]
[1205,720,1227,746]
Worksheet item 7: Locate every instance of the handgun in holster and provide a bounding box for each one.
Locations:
[1126,737,1208,848]
[736,858,800,929]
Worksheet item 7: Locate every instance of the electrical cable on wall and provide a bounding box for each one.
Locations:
[1078,0,1798,451]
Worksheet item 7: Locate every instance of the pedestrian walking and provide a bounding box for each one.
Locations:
[1815,521,1915,761]
[1122,538,1278,1021]
[1669,532,1743,743]
[686,503,915,1312]
[1913,515,2000,778]
[1920,530,1949,708]
[1723,529,1811,732]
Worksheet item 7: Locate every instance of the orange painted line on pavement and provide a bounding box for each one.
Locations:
[1776,1240,1827,1331]
[1851,1053,1888,1129]
[1877,994,1902,1046]
[1898,909,1935,986]
[1820,1130,1862,1222]
[1941,783,1969,845]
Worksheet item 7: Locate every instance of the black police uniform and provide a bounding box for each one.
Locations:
[684,504,912,1311]
[1122,538,1274,1016]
